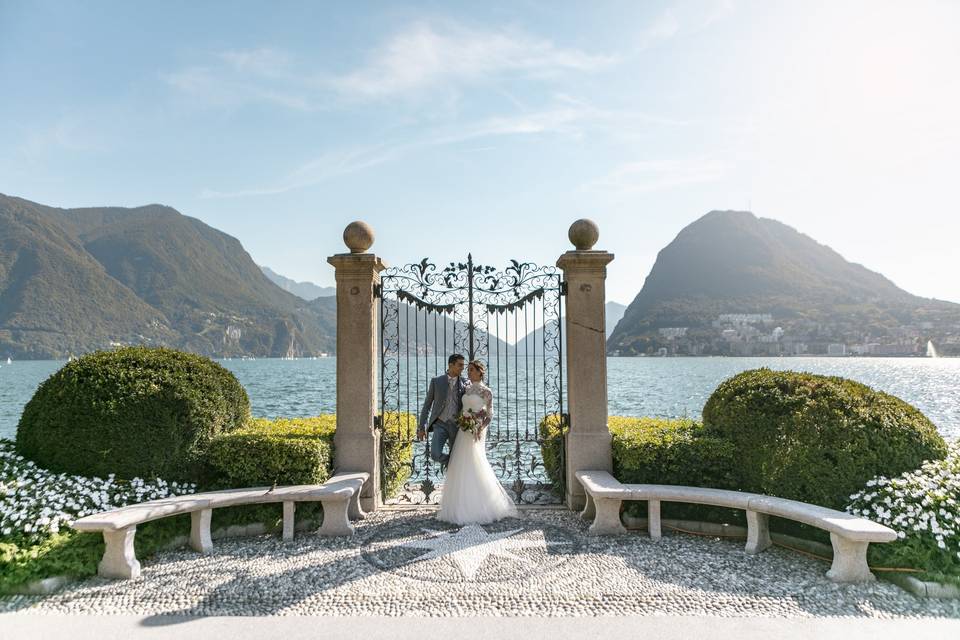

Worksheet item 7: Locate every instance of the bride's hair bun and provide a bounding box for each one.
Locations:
[468,359,486,380]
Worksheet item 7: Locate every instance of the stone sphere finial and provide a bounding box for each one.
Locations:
[343,221,374,253]
[568,218,599,250]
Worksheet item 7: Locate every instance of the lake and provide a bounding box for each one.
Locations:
[1,357,957,441]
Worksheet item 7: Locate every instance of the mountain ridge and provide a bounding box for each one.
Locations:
[0,194,336,358]
[608,210,960,356]
[260,266,335,300]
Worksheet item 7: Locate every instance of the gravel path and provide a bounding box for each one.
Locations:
[3,509,958,618]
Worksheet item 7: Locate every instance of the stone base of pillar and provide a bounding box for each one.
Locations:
[333,432,381,511]
[564,431,613,510]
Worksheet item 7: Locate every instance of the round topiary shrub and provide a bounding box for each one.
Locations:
[15,346,250,482]
[702,368,948,509]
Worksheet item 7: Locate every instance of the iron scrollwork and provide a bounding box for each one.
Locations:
[378,254,565,505]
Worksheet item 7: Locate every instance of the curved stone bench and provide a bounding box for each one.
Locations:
[575,470,897,583]
[72,471,368,579]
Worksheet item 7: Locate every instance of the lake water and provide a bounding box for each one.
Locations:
[1,357,957,441]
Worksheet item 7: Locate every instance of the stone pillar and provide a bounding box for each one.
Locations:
[557,219,614,510]
[327,221,386,511]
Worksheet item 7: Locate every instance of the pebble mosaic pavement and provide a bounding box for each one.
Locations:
[3,509,959,618]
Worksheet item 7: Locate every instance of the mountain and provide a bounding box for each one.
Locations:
[379,299,512,358]
[605,301,626,337]
[0,194,336,359]
[261,266,335,300]
[608,210,960,356]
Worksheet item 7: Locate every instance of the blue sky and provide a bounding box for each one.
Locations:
[2,0,959,305]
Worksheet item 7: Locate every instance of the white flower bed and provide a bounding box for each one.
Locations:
[0,439,196,543]
[846,440,960,565]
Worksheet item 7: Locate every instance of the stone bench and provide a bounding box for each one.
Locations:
[72,471,369,579]
[575,470,897,583]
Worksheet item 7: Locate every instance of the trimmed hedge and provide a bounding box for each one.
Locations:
[379,412,416,499]
[539,415,738,490]
[607,416,742,525]
[540,414,741,523]
[204,413,415,499]
[538,413,567,490]
[610,417,738,488]
[205,416,335,488]
[15,346,249,483]
[702,368,948,509]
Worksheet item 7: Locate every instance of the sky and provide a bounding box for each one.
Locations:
[2,0,959,306]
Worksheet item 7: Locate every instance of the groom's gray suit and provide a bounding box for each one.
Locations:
[419,372,468,467]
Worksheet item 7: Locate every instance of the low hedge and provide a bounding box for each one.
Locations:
[540,414,742,523]
[539,415,738,487]
[610,417,738,488]
[379,412,416,499]
[15,346,250,483]
[609,416,744,526]
[205,416,335,488]
[538,413,567,490]
[203,413,415,499]
[702,368,948,510]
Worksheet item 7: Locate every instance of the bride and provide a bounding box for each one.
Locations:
[437,359,519,524]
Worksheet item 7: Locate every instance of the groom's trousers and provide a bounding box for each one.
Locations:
[429,419,458,466]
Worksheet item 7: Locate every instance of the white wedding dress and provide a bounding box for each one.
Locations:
[437,381,519,524]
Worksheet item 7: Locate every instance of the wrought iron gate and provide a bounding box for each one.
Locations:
[376,255,565,505]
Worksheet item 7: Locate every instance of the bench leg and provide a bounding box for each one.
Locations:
[283,501,296,540]
[588,497,625,535]
[648,499,662,540]
[99,527,140,579]
[318,497,355,536]
[190,508,213,553]
[745,510,771,554]
[348,486,367,521]
[826,533,875,583]
[580,491,596,521]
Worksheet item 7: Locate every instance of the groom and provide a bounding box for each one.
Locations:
[417,353,468,472]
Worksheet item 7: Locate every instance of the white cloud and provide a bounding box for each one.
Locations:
[163,21,613,110]
[329,20,616,99]
[641,10,681,43]
[200,104,605,198]
[217,48,292,76]
[15,115,109,161]
[200,144,401,198]
[637,0,734,49]
[582,157,732,195]
[200,94,695,199]
[162,64,311,111]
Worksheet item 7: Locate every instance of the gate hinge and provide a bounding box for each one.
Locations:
[560,281,568,296]
[373,283,383,299]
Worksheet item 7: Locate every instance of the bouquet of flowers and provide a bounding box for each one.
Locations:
[457,394,488,438]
